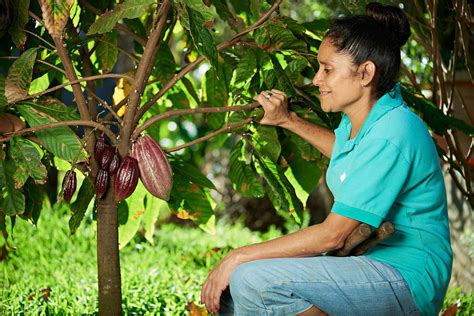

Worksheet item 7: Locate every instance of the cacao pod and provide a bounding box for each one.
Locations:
[132,135,173,200]
[94,134,107,160]
[99,146,114,169]
[95,169,109,199]
[114,156,139,201]
[109,151,121,176]
[62,170,77,203]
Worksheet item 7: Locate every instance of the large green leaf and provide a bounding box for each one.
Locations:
[8,0,30,49]
[228,142,265,197]
[170,157,217,191]
[233,50,258,87]
[0,158,25,216]
[5,48,37,104]
[205,67,228,129]
[255,20,307,53]
[16,102,84,161]
[22,179,43,225]
[39,0,74,38]
[143,196,168,244]
[87,0,155,35]
[119,180,147,249]
[251,125,281,163]
[9,137,47,185]
[69,178,95,234]
[269,54,296,97]
[153,42,176,83]
[186,5,218,70]
[97,30,118,73]
[22,97,81,121]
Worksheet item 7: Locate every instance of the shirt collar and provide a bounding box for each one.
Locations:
[336,83,404,147]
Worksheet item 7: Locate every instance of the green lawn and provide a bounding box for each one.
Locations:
[1,206,472,315]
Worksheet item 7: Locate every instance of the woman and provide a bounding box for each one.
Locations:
[201,2,453,315]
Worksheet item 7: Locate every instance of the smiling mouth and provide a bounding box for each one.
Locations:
[320,91,331,96]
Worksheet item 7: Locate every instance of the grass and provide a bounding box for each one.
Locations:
[1,205,472,315]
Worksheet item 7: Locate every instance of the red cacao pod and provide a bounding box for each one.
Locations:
[99,146,115,169]
[132,135,173,200]
[94,134,107,160]
[114,156,139,201]
[62,170,77,203]
[95,169,109,199]
[108,151,121,176]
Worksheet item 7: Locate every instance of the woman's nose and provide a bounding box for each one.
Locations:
[312,70,322,86]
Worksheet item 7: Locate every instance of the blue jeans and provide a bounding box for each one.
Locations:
[219,256,420,315]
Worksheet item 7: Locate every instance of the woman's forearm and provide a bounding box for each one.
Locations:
[280,112,335,158]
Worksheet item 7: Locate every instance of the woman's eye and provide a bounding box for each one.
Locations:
[324,68,331,74]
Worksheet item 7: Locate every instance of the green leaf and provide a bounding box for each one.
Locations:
[143,197,168,244]
[269,54,296,97]
[69,178,95,234]
[87,0,155,35]
[8,0,30,49]
[119,180,147,249]
[252,125,281,162]
[5,48,37,104]
[153,42,176,83]
[16,102,84,161]
[182,76,200,105]
[22,179,43,225]
[255,20,307,53]
[0,158,25,216]
[170,157,217,191]
[233,50,258,87]
[228,142,265,197]
[251,143,303,223]
[205,67,228,129]
[38,0,74,38]
[0,77,7,112]
[97,30,118,73]
[21,97,80,121]
[170,176,214,225]
[186,5,218,70]
[9,137,48,185]
[29,73,51,95]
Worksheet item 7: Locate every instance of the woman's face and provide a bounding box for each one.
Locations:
[312,39,365,113]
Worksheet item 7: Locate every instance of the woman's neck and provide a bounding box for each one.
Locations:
[345,97,377,140]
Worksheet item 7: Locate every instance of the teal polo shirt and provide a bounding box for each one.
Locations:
[327,84,453,315]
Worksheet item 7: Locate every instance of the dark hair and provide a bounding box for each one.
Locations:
[325,2,410,98]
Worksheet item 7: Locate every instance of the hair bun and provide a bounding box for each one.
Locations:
[366,2,411,47]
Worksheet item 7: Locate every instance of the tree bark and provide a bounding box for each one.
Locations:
[96,182,122,315]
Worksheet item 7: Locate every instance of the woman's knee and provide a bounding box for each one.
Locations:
[229,261,267,308]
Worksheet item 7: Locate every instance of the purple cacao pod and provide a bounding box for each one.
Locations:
[132,135,173,201]
[99,146,115,170]
[62,170,77,203]
[94,134,107,161]
[108,151,121,176]
[114,156,139,201]
[95,169,109,199]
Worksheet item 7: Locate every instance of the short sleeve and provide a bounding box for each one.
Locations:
[331,139,411,228]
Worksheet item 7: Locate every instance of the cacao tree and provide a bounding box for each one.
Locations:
[0,0,472,314]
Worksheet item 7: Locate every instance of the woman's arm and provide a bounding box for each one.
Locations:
[201,213,360,313]
[255,89,335,158]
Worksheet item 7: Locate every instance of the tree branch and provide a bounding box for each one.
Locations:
[0,120,116,144]
[15,74,134,103]
[166,117,254,153]
[134,0,283,123]
[132,102,260,139]
[118,0,171,157]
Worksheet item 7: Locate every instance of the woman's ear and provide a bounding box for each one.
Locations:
[359,61,376,87]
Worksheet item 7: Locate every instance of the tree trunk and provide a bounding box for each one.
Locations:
[96,184,122,315]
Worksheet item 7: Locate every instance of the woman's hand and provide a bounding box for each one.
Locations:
[201,250,242,313]
[254,89,292,126]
